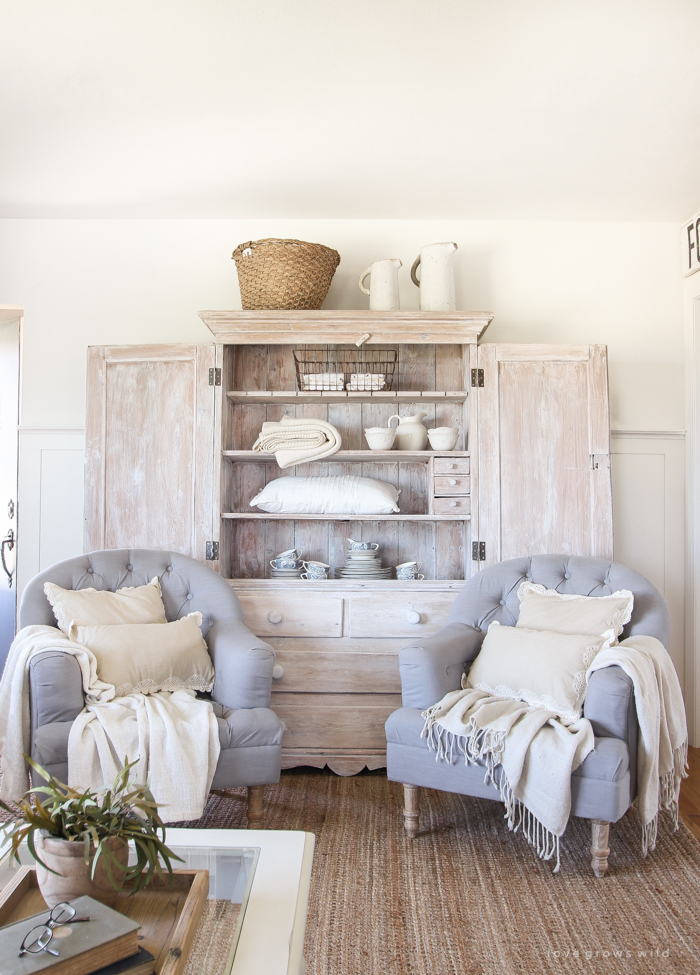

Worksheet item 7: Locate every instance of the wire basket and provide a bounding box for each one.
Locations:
[232,238,341,310]
[294,348,398,392]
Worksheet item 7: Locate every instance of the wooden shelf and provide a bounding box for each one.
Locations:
[199,309,493,345]
[226,390,468,404]
[222,512,470,521]
[223,449,470,463]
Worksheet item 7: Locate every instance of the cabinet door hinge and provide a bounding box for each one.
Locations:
[206,541,219,560]
[471,368,484,388]
[472,541,486,561]
[209,368,221,386]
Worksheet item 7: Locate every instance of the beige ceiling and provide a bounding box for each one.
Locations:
[2,0,699,220]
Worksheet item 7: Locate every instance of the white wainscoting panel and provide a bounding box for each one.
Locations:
[17,428,85,600]
[610,431,686,689]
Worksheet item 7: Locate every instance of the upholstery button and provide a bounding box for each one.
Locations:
[87,567,94,574]
[126,563,133,571]
[187,593,193,600]
[564,573,571,580]
[167,565,173,572]
[499,599,506,606]
[474,626,481,633]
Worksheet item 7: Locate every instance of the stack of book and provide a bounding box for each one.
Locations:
[0,895,154,975]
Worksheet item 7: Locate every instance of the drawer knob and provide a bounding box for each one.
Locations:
[448,463,456,469]
[272,664,285,680]
[450,501,458,507]
[407,610,422,625]
[448,478,457,486]
[268,610,283,624]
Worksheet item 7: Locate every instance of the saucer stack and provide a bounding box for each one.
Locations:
[335,547,392,580]
[271,566,303,578]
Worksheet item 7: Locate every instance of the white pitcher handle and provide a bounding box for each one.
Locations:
[410,255,421,287]
[388,414,401,429]
[358,267,372,296]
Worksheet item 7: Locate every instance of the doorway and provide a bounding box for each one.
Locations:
[0,309,22,672]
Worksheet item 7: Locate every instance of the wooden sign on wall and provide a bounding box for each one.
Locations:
[682,210,700,276]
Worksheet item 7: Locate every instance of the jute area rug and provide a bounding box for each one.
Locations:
[174,770,700,975]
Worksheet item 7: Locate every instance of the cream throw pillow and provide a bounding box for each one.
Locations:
[68,613,214,698]
[516,581,633,640]
[466,622,614,723]
[44,577,167,634]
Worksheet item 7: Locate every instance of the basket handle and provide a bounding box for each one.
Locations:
[410,256,421,287]
[358,267,372,296]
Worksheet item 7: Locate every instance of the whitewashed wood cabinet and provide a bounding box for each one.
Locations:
[84,312,613,774]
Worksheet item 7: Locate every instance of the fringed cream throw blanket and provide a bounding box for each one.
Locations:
[422,635,687,871]
[0,625,220,822]
[253,415,342,468]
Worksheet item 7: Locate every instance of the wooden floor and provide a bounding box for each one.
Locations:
[680,745,700,842]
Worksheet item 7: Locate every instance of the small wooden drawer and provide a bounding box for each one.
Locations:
[348,593,454,638]
[433,475,471,495]
[432,496,471,516]
[237,593,343,637]
[434,457,470,475]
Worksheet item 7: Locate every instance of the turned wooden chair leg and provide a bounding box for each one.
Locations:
[403,784,421,839]
[247,785,264,828]
[590,820,610,877]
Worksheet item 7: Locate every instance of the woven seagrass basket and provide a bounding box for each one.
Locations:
[232,238,341,310]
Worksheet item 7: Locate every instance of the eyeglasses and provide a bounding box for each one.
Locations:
[18,901,92,957]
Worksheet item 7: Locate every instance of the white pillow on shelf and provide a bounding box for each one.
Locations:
[516,581,634,641]
[466,621,615,723]
[250,475,400,514]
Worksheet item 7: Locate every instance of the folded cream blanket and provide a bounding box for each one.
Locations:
[423,635,687,871]
[252,415,342,468]
[0,625,220,822]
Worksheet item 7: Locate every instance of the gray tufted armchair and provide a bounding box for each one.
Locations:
[385,555,671,876]
[19,549,284,826]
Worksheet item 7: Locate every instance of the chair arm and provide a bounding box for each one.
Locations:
[29,651,85,744]
[206,618,276,711]
[584,665,637,743]
[399,622,485,710]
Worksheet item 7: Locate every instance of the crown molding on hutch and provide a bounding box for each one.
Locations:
[198,310,494,345]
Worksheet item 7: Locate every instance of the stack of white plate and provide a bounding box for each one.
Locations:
[334,549,392,580]
[270,567,304,579]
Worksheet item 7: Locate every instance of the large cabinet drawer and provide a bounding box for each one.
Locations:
[271,693,401,749]
[271,650,400,693]
[237,593,343,637]
[348,592,454,638]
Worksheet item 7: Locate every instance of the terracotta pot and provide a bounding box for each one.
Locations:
[34,834,129,908]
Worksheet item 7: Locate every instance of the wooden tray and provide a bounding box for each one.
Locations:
[0,866,209,975]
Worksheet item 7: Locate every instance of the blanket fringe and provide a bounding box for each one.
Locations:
[422,709,560,872]
[642,738,689,855]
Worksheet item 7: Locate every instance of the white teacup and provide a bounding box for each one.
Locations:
[301,560,330,579]
[364,427,396,451]
[348,539,379,550]
[427,427,459,451]
[396,561,424,580]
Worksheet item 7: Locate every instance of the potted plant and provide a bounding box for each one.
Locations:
[0,756,182,907]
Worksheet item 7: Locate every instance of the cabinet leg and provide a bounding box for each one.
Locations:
[590,820,610,877]
[403,784,420,839]
[247,786,264,828]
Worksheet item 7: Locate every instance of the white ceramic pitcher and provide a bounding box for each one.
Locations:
[410,242,458,311]
[358,259,402,311]
[388,411,429,450]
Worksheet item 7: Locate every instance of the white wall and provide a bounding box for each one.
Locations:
[0,218,684,430]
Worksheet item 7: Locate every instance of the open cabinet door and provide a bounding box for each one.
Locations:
[475,344,613,566]
[84,345,218,563]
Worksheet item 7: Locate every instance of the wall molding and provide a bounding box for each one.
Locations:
[610,429,685,439]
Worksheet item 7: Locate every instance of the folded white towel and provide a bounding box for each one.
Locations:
[252,415,342,468]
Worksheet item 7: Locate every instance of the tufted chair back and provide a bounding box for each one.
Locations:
[446,555,670,648]
[18,549,243,638]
